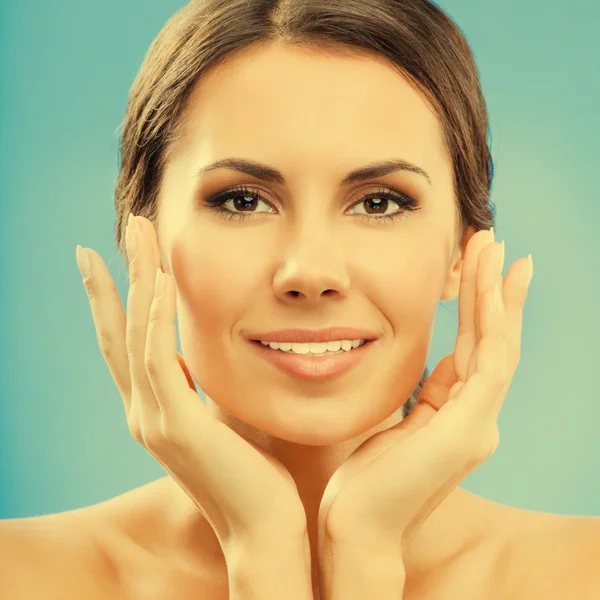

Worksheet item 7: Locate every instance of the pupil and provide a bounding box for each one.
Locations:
[234,196,257,211]
[367,198,387,214]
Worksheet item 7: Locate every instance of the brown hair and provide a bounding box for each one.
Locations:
[114,0,496,417]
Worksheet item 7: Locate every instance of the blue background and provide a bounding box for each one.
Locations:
[1,0,598,518]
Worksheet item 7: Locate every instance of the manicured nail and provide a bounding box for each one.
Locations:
[128,213,142,233]
[76,245,91,279]
[154,269,165,298]
[526,254,534,287]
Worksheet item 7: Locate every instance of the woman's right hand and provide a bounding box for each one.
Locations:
[75,214,307,554]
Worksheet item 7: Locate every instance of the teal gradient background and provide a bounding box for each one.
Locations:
[1,0,598,519]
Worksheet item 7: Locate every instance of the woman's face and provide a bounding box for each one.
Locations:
[155,41,467,445]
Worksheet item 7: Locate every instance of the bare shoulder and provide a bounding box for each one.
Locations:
[493,509,600,600]
[0,509,120,600]
[0,481,227,600]
[414,498,600,600]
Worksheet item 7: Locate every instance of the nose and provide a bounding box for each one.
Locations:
[272,232,350,305]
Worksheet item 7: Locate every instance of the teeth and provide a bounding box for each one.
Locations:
[259,339,366,355]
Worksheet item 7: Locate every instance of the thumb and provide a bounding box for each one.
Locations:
[176,352,196,391]
[418,354,457,410]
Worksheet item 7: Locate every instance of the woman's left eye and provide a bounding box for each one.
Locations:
[202,185,422,223]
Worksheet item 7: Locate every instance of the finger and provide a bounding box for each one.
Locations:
[134,217,198,394]
[146,269,198,411]
[476,241,504,342]
[416,353,456,412]
[499,256,532,377]
[454,228,494,381]
[177,352,197,391]
[469,279,508,420]
[397,354,455,432]
[466,240,504,381]
[137,216,162,270]
[125,215,161,414]
[77,246,131,406]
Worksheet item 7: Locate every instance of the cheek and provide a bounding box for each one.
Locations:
[169,236,264,386]
[171,240,255,334]
[370,242,447,334]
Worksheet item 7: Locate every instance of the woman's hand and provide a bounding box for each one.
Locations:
[317,228,533,560]
[75,214,308,553]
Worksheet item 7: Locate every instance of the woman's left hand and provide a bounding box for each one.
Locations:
[317,228,533,560]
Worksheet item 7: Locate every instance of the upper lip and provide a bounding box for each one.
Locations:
[247,327,380,344]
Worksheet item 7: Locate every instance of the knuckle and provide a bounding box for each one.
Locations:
[127,270,142,287]
[141,423,163,452]
[144,419,178,453]
[82,278,96,299]
[96,331,116,361]
[476,426,500,459]
[128,418,143,444]
[159,415,187,450]
[125,323,143,355]
[144,354,160,377]
[147,309,161,327]
[450,422,498,464]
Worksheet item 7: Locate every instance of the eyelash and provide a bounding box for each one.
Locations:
[201,185,421,224]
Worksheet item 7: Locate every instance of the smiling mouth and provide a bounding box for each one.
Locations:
[248,338,376,380]
[251,339,370,356]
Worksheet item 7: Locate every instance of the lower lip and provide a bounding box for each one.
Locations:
[248,340,376,381]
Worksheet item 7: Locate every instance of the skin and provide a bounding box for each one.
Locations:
[2,38,598,600]
[144,40,508,593]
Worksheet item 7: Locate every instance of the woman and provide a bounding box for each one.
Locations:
[2,0,598,598]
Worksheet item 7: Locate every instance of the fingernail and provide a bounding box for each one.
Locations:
[126,221,138,262]
[526,254,534,287]
[76,245,91,279]
[154,268,165,298]
[499,240,505,272]
[490,226,495,242]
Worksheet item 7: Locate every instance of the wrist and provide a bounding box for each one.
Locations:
[227,531,313,600]
[319,535,406,599]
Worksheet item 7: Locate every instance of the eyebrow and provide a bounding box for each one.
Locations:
[196,157,432,187]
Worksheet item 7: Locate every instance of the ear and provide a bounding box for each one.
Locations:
[440,226,477,302]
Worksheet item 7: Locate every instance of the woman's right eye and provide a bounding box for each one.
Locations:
[202,186,274,221]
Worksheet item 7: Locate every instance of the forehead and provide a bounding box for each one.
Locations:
[175,41,449,184]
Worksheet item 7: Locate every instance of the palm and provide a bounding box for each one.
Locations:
[174,353,303,527]
[317,353,460,538]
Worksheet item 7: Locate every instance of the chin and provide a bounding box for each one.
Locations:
[236,396,399,448]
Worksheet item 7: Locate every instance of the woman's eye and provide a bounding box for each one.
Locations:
[224,193,274,214]
[204,187,274,216]
[203,185,421,223]
[347,195,404,217]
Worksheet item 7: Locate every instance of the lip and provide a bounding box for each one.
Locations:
[245,327,380,344]
[248,338,376,381]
